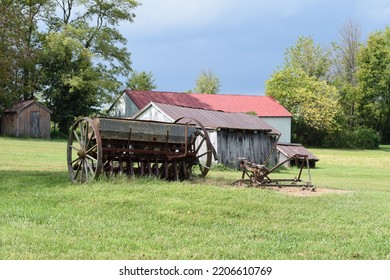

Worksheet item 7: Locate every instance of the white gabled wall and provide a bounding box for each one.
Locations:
[136,105,172,122]
[261,117,291,143]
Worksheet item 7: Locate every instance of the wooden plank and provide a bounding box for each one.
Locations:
[96,117,196,144]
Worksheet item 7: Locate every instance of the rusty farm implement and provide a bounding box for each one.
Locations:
[67,117,216,183]
[232,154,315,190]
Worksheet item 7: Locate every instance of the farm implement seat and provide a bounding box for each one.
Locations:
[232,154,315,191]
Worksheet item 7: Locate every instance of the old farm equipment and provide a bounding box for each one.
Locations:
[67,117,216,183]
[232,154,314,190]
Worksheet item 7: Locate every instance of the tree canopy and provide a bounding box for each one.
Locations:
[127,70,157,91]
[266,67,341,145]
[357,28,390,142]
[194,69,221,94]
[284,36,331,80]
[41,0,139,133]
[0,0,140,134]
[266,36,340,146]
[266,22,390,147]
[0,0,47,113]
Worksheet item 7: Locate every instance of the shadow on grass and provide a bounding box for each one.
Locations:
[379,145,390,152]
[0,170,70,189]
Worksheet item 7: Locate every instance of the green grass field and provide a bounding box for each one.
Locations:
[0,136,389,260]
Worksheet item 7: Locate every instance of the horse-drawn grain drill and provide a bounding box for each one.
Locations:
[67,117,216,183]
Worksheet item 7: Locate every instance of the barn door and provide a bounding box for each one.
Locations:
[30,111,40,137]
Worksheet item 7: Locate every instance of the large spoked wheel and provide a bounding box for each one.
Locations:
[174,117,216,178]
[67,117,102,183]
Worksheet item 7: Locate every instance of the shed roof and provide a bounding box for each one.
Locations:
[124,90,292,118]
[133,102,280,134]
[277,143,319,161]
[5,100,52,114]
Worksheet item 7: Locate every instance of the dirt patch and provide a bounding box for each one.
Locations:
[265,186,353,196]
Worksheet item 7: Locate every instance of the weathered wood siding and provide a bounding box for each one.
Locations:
[217,129,277,168]
[2,103,51,138]
[1,113,18,136]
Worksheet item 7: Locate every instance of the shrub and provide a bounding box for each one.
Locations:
[351,127,381,149]
[325,127,381,149]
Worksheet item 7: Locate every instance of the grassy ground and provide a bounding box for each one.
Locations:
[0,136,389,260]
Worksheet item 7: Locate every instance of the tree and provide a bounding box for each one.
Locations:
[194,69,221,94]
[0,1,22,113]
[357,28,390,143]
[40,0,140,134]
[266,36,345,146]
[19,0,51,100]
[266,67,341,146]
[40,29,100,133]
[127,70,157,91]
[0,0,48,113]
[331,19,362,129]
[285,36,331,80]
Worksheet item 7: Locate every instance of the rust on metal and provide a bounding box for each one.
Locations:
[232,154,315,191]
[67,117,216,183]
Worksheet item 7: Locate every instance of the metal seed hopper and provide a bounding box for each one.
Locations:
[67,117,216,183]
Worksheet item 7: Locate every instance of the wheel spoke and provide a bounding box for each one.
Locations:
[79,122,85,147]
[85,144,97,154]
[71,157,81,165]
[86,154,97,162]
[86,159,95,177]
[73,130,81,146]
[198,162,210,170]
[195,138,205,154]
[85,123,90,148]
[83,159,88,182]
[74,160,82,180]
[71,144,81,152]
[196,150,211,159]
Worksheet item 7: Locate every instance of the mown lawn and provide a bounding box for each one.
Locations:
[0,137,389,259]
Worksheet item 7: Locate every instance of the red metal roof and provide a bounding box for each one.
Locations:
[124,90,292,117]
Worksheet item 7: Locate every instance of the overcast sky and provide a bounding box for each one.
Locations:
[121,0,390,95]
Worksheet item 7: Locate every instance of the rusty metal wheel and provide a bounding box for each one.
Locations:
[67,117,102,183]
[174,117,216,178]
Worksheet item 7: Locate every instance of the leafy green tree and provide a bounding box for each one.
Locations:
[0,1,21,113]
[40,0,139,134]
[285,36,331,80]
[267,36,343,146]
[357,28,390,143]
[331,19,362,129]
[127,71,157,91]
[40,29,100,133]
[194,69,221,94]
[0,0,49,113]
[19,0,51,100]
[266,67,341,146]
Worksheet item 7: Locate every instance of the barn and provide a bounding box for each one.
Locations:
[1,100,52,139]
[109,90,292,143]
[133,102,280,168]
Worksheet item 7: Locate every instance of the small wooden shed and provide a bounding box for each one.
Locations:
[277,143,319,168]
[1,100,52,139]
